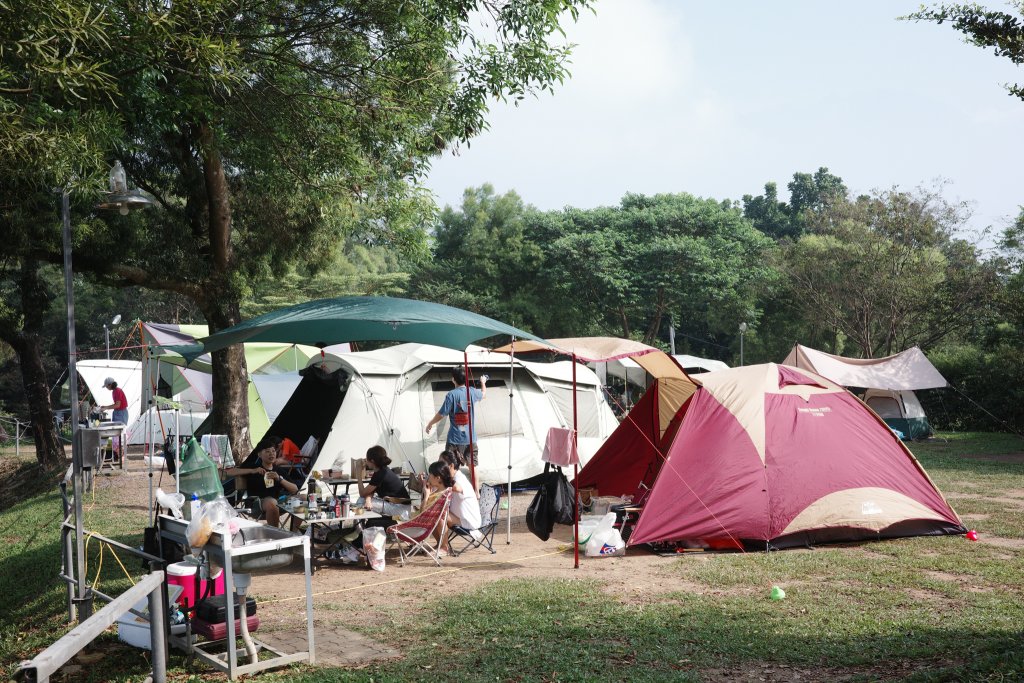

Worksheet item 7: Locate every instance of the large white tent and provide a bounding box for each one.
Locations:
[267,343,617,485]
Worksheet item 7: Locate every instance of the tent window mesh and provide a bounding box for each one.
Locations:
[866,396,902,419]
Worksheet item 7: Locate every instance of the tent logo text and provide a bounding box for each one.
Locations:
[797,407,832,417]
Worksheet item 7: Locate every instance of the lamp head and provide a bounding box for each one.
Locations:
[111,314,122,325]
[739,322,748,333]
[109,161,127,194]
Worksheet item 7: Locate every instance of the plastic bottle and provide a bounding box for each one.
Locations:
[189,493,201,521]
[340,494,350,518]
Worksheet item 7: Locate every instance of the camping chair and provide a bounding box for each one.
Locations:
[447,484,501,557]
[386,489,453,567]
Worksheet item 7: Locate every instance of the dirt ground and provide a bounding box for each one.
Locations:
[40,447,1024,680]
[88,455,687,659]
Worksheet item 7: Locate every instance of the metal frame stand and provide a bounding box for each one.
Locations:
[158,516,315,680]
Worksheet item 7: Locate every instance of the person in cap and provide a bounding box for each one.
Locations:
[100,377,129,425]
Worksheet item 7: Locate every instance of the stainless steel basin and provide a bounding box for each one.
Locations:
[209,525,298,574]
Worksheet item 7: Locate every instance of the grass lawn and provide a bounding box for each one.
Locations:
[1,431,1023,682]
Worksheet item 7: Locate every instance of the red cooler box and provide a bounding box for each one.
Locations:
[167,560,225,611]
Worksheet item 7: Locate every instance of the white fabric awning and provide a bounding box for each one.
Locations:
[782,344,948,390]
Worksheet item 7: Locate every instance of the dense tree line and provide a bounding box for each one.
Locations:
[1,0,595,466]
[3,0,1024,467]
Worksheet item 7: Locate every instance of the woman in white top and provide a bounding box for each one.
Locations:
[439,449,481,530]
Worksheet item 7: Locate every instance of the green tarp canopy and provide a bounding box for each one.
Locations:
[193,296,549,355]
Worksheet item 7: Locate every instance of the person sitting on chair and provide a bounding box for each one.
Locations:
[410,461,456,550]
[257,434,305,485]
[438,450,481,532]
[224,440,299,527]
[356,445,412,522]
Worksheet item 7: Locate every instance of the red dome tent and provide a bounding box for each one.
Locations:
[577,363,965,550]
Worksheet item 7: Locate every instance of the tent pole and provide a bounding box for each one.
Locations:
[145,343,154,521]
[506,338,516,544]
[174,408,180,493]
[572,354,579,570]
[464,352,476,491]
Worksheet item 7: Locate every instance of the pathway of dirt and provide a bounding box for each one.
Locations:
[90,457,680,671]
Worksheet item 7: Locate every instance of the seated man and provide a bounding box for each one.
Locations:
[224,440,299,527]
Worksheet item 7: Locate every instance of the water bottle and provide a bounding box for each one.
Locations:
[340,494,350,518]
[188,493,201,521]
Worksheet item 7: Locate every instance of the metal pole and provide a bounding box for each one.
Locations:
[14,418,19,459]
[572,354,579,570]
[463,353,476,491]
[147,582,168,683]
[739,322,747,367]
[61,187,92,621]
[105,325,110,360]
[506,338,515,544]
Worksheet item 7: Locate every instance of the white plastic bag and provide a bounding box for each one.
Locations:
[300,436,318,458]
[156,488,185,519]
[362,527,387,572]
[185,496,238,555]
[585,512,625,557]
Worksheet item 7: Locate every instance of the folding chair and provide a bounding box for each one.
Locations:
[447,484,501,556]
[386,489,453,566]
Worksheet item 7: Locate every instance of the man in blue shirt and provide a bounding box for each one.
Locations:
[425,368,488,465]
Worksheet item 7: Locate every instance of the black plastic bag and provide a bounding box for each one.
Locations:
[526,481,555,541]
[527,465,577,540]
[551,467,577,526]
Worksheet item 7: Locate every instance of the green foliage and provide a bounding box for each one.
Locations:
[923,343,1024,433]
[742,167,847,241]
[774,187,999,358]
[419,187,776,349]
[907,2,1024,101]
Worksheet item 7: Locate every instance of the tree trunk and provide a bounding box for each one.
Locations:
[196,121,252,458]
[9,332,64,468]
[0,260,64,469]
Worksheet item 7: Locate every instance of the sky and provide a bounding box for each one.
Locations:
[425,0,1024,246]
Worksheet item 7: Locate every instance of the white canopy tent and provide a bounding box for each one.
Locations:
[271,343,617,485]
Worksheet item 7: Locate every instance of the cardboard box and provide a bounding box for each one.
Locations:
[349,457,365,479]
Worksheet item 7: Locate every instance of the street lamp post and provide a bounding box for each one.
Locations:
[62,162,153,623]
[739,322,748,366]
[104,314,122,360]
